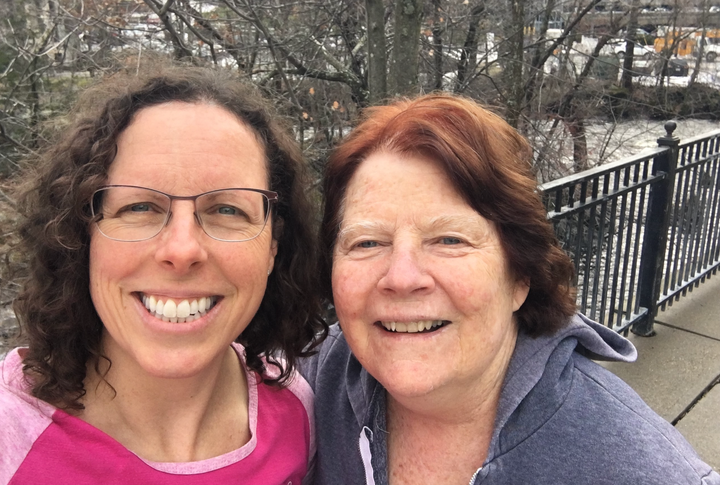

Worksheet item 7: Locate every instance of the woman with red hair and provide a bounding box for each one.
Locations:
[302,93,718,485]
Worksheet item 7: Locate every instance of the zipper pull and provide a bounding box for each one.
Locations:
[358,426,376,485]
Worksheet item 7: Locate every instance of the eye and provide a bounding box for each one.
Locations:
[118,202,160,214]
[440,237,463,245]
[217,206,238,215]
[209,204,250,219]
[356,240,378,249]
[129,203,151,212]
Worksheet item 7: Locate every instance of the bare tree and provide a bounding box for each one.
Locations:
[1,0,717,183]
[366,0,387,103]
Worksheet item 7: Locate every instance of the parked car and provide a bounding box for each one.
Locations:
[614,43,655,60]
[667,58,689,75]
[693,38,720,62]
[653,58,689,76]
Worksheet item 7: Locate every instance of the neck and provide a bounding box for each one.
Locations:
[80,345,249,462]
[386,389,499,485]
[386,332,516,485]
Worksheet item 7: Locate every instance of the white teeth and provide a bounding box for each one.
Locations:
[381,320,447,333]
[163,300,177,318]
[141,294,216,323]
[176,300,190,318]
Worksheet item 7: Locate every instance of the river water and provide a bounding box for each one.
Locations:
[533,118,720,181]
[586,119,720,162]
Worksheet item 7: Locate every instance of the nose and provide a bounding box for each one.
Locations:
[377,242,435,296]
[154,201,208,272]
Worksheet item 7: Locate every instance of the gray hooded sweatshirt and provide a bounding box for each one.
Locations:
[299,314,720,484]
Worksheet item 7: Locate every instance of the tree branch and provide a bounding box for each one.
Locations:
[0,122,36,157]
[143,0,193,58]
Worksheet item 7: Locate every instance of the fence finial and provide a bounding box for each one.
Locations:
[658,121,680,148]
[664,121,677,138]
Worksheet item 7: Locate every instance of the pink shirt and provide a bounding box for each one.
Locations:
[0,344,315,484]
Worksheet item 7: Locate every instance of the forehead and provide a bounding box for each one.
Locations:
[337,150,484,229]
[343,150,465,205]
[334,151,503,253]
[107,102,269,192]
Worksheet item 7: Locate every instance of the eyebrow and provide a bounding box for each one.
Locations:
[337,221,390,241]
[337,214,491,240]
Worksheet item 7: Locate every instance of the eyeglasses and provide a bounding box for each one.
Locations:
[91,185,278,242]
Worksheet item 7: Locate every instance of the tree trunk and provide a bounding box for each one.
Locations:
[689,0,708,87]
[431,0,443,90]
[366,0,387,103]
[567,117,588,173]
[620,0,640,91]
[388,0,423,96]
[505,0,526,127]
[455,5,484,93]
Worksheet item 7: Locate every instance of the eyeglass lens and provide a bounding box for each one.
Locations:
[92,186,271,242]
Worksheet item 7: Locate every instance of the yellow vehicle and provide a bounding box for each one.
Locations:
[654,35,696,57]
[654,29,720,58]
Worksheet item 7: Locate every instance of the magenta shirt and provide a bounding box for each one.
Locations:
[0,344,315,484]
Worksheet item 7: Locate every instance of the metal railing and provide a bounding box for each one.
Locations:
[540,123,720,335]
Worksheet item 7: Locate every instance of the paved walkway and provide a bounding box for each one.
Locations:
[603,274,720,472]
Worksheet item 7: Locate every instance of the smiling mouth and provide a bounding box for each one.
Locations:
[378,320,450,334]
[139,293,218,323]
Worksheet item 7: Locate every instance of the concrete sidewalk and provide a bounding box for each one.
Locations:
[604,274,720,472]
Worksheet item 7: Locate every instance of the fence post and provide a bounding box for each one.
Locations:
[632,121,679,336]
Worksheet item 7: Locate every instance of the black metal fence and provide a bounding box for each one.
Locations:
[540,123,720,335]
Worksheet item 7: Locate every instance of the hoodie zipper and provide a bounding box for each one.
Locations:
[358,426,376,485]
[468,466,482,485]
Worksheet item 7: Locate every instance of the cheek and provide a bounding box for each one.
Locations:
[89,239,135,284]
[331,262,371,321]
[89,238,113,290]
[440,259,514,311]
[331,271,355,315]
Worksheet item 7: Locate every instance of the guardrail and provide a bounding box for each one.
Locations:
[540,122,720,335]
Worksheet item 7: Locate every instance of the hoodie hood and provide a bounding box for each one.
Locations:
[486,313,636,463]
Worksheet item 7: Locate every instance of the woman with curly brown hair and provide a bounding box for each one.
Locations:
[0,67,326,484]
[301,93,719,485]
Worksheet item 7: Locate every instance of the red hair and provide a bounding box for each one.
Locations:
[321,93,576,335]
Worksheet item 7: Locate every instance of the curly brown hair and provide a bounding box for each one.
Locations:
[14,66,327,410]
[321,93,576,336]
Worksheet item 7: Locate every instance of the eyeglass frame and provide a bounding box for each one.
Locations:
[90,184,279,243]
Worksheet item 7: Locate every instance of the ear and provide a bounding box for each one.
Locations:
[512,278,530,312]
[268,238,278,275]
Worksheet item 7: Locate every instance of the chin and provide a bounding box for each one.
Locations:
[385,381,441,400]
[134,348,217,380]
[369,363,448,399]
